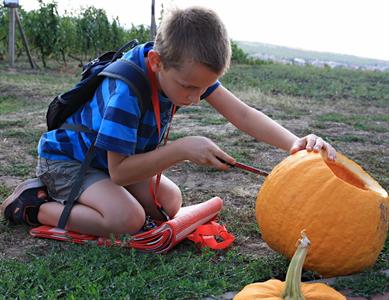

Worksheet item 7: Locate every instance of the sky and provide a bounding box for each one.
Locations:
[20,0,389,61]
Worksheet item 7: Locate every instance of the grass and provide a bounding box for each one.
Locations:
[1,128,42,145]
[316,113,389,133]
[0,243,287,299]
[0,119,27,129]
[333,271,389,297]
[1,163,32,177]
[318,112,389,123]
[328,134,368,143]
[0,58,388,299]
[222,63,389,106]
[0,184,12,200]
[0,96,38,114]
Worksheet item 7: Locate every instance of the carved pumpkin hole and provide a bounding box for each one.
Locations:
[325,161,367,190]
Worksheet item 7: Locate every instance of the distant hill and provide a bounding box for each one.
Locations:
[237,41,389,71]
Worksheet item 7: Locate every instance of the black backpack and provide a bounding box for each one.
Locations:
[47,40,154,229]
[46,39,151,131]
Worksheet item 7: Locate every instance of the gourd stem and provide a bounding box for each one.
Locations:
[282,232,311,300]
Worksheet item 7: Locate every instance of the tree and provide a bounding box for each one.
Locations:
[231,40,250,64]
[125,24,150,44]
[110,17,126,50]
[0,6,9,60]
[77,7,111,58]
[56,15,78,65]
[23,0,59,67]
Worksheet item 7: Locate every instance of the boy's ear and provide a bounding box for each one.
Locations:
[147,50,162,72]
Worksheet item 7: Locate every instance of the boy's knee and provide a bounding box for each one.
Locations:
[103,207,146,234]
[163,186,182,218]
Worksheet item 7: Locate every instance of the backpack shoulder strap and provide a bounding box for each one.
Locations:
[56,136,97,229]
[111,39,139,62]
[99,59,151,115]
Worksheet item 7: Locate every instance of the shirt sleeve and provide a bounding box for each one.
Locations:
[200,80,221,99]
[95,79,141,156]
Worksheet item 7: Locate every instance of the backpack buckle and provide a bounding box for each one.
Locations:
[82,58,100,75]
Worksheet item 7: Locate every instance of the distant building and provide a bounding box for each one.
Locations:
[293,58,305,65]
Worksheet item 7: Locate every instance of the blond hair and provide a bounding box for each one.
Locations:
[154,6,231,75]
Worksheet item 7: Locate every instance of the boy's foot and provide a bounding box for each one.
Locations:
[1,178,49,226]
[142,216,158,231]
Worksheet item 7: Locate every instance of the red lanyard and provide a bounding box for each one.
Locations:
[146,61,176,220]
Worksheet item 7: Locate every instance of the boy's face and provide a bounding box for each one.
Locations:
[149,51,220,106]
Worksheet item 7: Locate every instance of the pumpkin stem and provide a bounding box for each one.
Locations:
[282,231,311,300]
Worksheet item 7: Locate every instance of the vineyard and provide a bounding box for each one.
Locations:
[0,1,253,68]
[0,1,151,67]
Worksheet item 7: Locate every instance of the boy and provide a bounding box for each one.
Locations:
[1,7,335,237]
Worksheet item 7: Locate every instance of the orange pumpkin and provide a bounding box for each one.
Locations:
[256,150,388,277]
[234,232,346,300]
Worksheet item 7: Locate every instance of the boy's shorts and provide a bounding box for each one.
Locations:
[36,157,109,205]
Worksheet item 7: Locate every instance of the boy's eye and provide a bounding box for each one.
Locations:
[178,81,197,89]
[182,84,201,92]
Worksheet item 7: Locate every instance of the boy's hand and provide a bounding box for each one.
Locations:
[289,134,336,160]
[175,136,235,170]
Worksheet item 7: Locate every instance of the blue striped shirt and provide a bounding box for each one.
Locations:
[38,42,220,172]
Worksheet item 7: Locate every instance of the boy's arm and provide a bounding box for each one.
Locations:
[107,136,234,186]
[107,144,183,186]
[206,85,335,158]
[206,86,297,151]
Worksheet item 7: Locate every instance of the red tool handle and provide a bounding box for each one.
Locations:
[234,162,269,177]
[217,158,269,177]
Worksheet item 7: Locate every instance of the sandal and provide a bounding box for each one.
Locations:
[1,178,49,226]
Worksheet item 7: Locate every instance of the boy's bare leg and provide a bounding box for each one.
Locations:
[37,179,146,237]
[125,174,182,221]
